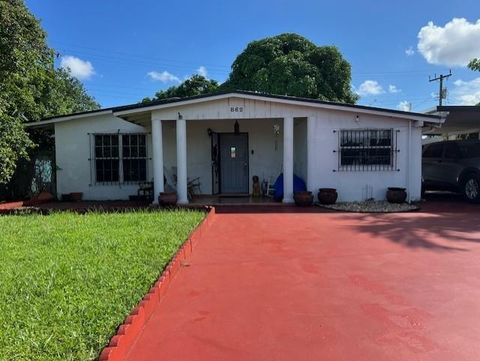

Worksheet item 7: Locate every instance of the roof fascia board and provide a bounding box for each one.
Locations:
[25,110,113,127]
[114,92,442,123]
[113,93,232,116]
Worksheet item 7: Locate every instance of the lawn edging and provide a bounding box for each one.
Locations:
[0,201,23,211]
[98,206,216,361]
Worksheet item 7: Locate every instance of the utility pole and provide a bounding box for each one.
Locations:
[429,70,452,106]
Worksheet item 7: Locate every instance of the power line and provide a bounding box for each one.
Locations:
[429,70,452,106]
[54,43,434,77]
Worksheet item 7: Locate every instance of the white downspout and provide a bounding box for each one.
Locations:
[406,120,412,203]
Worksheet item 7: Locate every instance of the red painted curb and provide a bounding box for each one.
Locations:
[98,207,216,361]
[0,201,23,211]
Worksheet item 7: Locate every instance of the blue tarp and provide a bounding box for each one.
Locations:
[273,173,306,201]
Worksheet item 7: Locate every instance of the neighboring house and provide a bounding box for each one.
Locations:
[29,91,443,203]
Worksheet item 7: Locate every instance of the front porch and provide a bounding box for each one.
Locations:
[122,115,311,205]
[113,95,321,205]
[160,116,309,204]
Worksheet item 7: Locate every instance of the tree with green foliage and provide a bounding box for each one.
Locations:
[0,0,99,185]
[467,59,480,106]
[468,58,480,72]
[142,75,219,103]
[221,33,358,104]
[142,34,357,105]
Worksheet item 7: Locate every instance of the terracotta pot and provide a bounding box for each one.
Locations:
[293,191,313,206]
[318,188,338,205]
[70,192,83,202]
[386,187,407,204]
[159,192,177,206]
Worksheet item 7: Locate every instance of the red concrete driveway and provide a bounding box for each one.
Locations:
[126,204,480,361]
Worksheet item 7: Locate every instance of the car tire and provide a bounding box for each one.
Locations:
[463,174,480,203]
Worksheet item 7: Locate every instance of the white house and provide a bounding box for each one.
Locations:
[30,91,443,204]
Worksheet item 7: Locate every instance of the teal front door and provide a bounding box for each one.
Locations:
[219,133,249,194]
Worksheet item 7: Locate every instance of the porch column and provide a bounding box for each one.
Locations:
[283,116,294,203]
[151,117,164,204]
[306,116,315,191]
[176,114,188,204]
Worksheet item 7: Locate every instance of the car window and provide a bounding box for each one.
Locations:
[423,143,443,158]
[444,143,462,159]
[459,143,480,158]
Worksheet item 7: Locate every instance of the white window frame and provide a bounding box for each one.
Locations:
[90,133,148,185]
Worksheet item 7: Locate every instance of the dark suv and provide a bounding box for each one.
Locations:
[422,140,480,202]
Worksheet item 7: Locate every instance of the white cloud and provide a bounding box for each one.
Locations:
[397,101,411,111]
[356,80,384,96]
[388,84,401,93]
[451,77,480,105]
[417,18,480,66]
[196,65,208,78]
[60,55,95,80]
[147,70,181,83]
[405,46,415,56]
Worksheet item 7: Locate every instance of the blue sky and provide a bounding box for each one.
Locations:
[27,0,480,111]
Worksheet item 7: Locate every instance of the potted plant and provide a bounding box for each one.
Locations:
[386,187,407,203]
[159,192,177,206]
[293,191,313,206]
[387,187,407,203]
[318,188,338,205]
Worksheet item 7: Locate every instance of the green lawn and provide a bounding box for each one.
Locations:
[0,210,204,361]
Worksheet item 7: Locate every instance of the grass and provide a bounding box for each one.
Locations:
[0,209,204,361]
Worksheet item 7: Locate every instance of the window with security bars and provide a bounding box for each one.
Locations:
[93,134,147,183]
[122,134,147,182]
[337,129,397,171]
[95,134,120,182]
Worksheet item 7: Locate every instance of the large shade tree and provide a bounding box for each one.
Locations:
[222,33,358,104]
[142,34,357,104]
[142,75,219,103]
[0,0,99,186]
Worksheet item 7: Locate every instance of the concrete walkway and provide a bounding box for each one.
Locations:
[126,206,480,361]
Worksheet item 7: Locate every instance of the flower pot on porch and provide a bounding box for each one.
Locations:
[159,192,177,206]
[386,187,407,204]
[318,188,338,205]
[293,191,313,206]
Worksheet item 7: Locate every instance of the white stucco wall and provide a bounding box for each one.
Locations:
[307,110,422,202]
[155,108,422,202]
[54,113,151,200]
[53,96,425,202]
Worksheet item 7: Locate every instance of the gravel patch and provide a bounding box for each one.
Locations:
[318,200,419,213]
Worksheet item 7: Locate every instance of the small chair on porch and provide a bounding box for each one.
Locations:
[265,177,276,198]
[137,181,154,201]
[187,177,201,201]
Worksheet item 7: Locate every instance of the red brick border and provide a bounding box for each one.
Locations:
[0,201,23,211]
[98,207,216,361]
